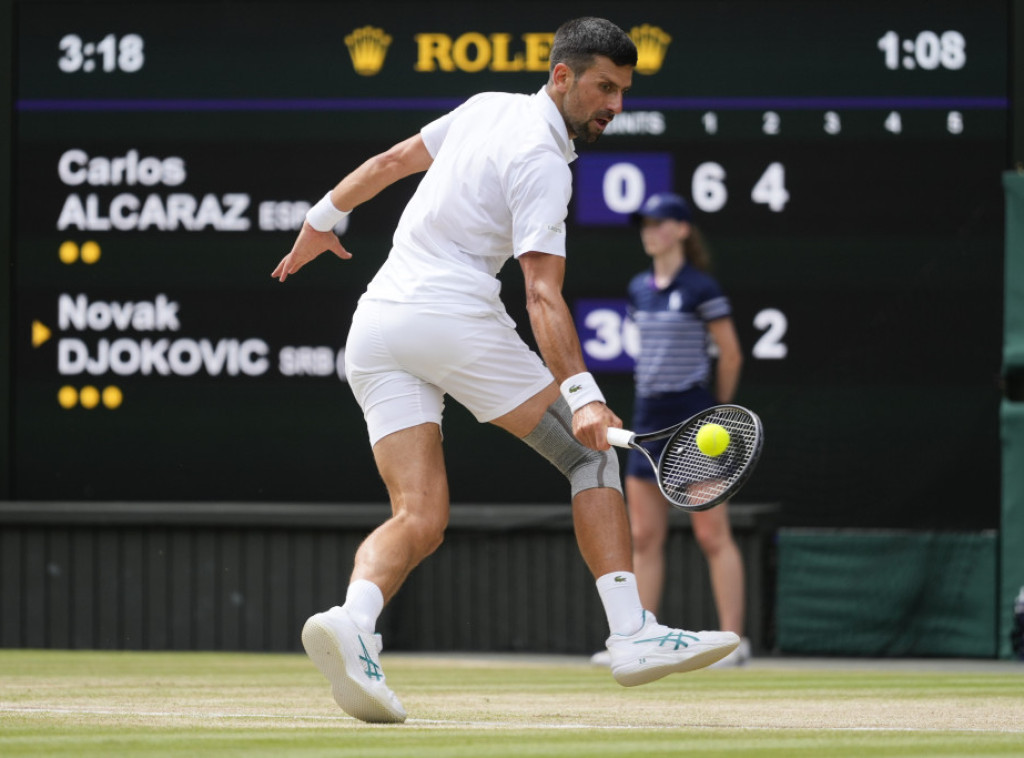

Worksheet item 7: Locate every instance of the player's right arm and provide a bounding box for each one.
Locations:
[519,251,622,451]
[272,134,433,282]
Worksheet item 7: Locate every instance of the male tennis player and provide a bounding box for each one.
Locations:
[273,17,739,723]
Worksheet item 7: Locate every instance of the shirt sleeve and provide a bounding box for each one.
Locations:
[695,276,732,321]
[506,148,572,258]
[420,92,501,159]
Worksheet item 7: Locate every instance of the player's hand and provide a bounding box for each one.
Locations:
[572,401,622,451]
[271,221,352,282]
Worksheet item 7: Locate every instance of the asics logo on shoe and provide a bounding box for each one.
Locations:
[358,636,383,681]
[633,631,700,650]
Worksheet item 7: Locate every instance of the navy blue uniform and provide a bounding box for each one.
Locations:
[626,264,731,480]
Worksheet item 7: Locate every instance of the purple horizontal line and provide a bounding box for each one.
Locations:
[16,95,1008,113]
[15,97,466,112]
[628,95,1009,110]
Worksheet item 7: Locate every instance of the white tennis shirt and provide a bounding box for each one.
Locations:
[361,88,577,317]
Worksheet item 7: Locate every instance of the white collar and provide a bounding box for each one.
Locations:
[535,87,577,163]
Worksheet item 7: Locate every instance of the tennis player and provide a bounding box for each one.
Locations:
[273,17,739,723]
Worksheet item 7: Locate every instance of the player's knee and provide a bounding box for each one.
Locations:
[393,508,447,558]
[520,398,623,497]
[566,447,620,498]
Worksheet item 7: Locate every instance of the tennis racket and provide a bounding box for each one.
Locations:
[607,404,764,512]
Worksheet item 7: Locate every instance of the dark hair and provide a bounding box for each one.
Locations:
[686,226,713,272]
[549,17,637,74]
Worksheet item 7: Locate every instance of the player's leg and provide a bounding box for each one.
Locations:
[302,423,449,725]
[302,303,450,724]
[352,422,450,600]
[625,474,670,614]
[489,385,632,579]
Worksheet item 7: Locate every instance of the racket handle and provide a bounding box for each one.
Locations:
[607,427,636,448]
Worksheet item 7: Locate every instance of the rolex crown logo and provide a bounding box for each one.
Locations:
[345,26,393,76]
[630,24,672,75]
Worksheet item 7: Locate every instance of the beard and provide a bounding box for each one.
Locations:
[562,85,614,143]
[565,110,614,143]
[569,117,603,143]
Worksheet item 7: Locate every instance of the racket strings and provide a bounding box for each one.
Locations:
[658,409,760,506]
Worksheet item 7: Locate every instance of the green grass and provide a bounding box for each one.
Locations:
[1,650,1022,757]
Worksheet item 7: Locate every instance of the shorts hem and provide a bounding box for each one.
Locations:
[367,414,442,448]
[473,374,555,423]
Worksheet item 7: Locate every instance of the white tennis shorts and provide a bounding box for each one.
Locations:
[345,299,555,446]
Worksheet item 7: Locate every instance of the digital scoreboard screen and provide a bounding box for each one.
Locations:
[5,0,1010,529]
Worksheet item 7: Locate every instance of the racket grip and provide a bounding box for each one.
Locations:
[606,427,635,448]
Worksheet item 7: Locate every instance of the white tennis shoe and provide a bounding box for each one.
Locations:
[607,612,740,686]
[301,606,407,723]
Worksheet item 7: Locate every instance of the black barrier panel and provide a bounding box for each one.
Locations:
[6,0,1009,529]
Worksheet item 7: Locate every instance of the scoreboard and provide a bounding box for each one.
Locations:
[2,0,1013,529]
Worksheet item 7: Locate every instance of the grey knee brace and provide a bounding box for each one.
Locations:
[521,398,622,498]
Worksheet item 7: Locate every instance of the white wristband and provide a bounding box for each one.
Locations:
[305,191,350,232]
[559,371,606,413]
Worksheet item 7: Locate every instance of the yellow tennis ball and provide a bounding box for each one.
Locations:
[696,423,730,457]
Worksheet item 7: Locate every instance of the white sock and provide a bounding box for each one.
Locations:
[596,571,646,636]
[343,579,384,632]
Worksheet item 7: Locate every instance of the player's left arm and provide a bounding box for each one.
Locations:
[518,251,621,450]
[707,316,743,403]
[272,134,433,282]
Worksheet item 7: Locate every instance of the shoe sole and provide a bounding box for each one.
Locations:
[613,639,739,687]
[301,615,406,723]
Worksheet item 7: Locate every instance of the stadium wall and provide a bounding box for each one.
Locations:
[776,530,999,658]
[0,502,777,655]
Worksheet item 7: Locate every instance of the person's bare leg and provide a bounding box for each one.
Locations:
[691,503,745,635]
[626,475,670,613]
[302,424,448,724]
[490,383,632,578]
[571,485,632,577]
[351,422,451,602]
